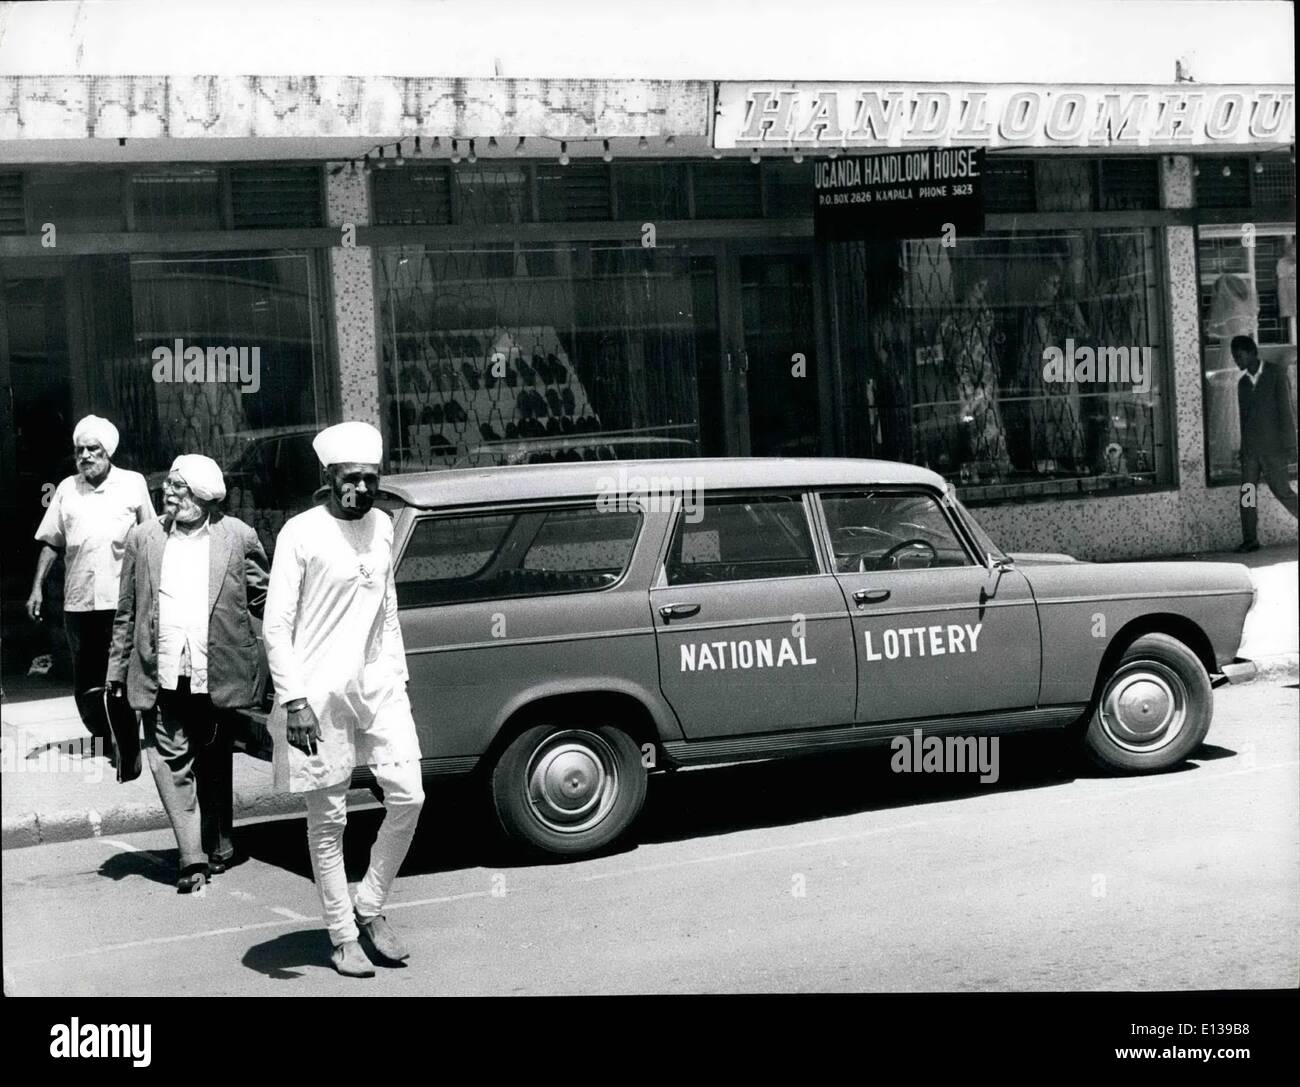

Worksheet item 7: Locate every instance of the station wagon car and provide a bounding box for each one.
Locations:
[245,457,1258,857]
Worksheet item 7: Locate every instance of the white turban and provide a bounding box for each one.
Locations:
[313,421,383,467]
[170,454,226,502]
[72,415,120,458]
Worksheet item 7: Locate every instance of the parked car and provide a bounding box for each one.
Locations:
[239,457,1257,858]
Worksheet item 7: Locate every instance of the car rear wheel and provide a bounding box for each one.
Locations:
[490,723,648,856]
[1084,633,1212,773]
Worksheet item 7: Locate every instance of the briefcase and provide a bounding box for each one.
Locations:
[89,687,143,784]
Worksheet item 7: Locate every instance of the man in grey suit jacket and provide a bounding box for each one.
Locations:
[108,454,269,892]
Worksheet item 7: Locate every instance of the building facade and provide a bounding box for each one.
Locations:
[1,3,1295,631]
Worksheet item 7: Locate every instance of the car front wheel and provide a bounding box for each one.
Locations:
[490,724,648,856]
[1084,633,1212,773]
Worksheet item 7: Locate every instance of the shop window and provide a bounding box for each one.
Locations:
[228,165,323,228]
[121,252,328,553]
[1096,159,1160,211]
[983,159,1036,213]
[371,165,453,225]
[762,160,814,218]
[0,172,24,234]
[131,168,223,231]
[612,162,689,220]
[692,161,763,219]
[26,169,126,234]
[537,163,612,222]
[833,228,1171,503]
[374,241,707,471]
[1197,223,1298,486]
[1197,156,1295,211]
[453,162,531,225]
[1035,160,1093,212]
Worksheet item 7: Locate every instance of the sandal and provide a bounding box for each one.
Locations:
[177,863,209,894]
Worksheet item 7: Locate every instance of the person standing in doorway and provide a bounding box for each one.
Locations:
[28,416,154,750]
[107,455,269,892]
[263,421,424,978]
[1233,335,1299,552]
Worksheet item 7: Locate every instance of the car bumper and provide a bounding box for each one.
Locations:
[1213,657,1258,687]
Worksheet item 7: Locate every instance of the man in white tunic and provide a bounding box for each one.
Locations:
[263,421,423,978]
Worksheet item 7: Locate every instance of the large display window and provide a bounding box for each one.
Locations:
[374,242,715,469]
[1197,223,1298,486]
[834,228,1173,503]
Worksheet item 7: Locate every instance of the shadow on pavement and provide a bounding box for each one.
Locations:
[242,929,336,980]
[225,732,1231,879]
[98,847,176,888]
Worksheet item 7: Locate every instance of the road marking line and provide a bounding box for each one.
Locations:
[267,907,312,920]
[383,890,493,911]
[92,839,169,867]
[5,918,306,967]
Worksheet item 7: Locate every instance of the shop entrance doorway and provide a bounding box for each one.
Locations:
[694,241,825,458]
[0,263,77,692]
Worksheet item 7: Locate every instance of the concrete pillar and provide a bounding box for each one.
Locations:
[1161,154,1214,553]
[324,163,381,429]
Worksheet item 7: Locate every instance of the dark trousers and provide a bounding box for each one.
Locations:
[148,677,235,869]
[1240,453,1300,545]
[64,610,116,740]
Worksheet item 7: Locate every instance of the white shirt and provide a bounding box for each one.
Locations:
[34,466,155,611]
[157,519,211,693]
[263,505,417,792]
[1241,366,1262,387]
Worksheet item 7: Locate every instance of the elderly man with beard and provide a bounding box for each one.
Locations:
[107,455,269,893]
[28,416,154,753]
[263,421,424,978]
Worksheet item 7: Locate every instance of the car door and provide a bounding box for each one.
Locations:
[815,487,1041,723]
[650,490,856,738]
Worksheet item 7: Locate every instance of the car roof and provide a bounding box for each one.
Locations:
[381,457,947,508]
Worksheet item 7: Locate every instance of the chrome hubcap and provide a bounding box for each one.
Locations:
[525,730,619,834]
[1098,661,1188,753]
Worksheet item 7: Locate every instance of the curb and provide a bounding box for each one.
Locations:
[2,787,379,850]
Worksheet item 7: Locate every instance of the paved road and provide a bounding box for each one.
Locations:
[4,679,1296,995]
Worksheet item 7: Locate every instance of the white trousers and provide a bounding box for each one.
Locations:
[304,758,425,947]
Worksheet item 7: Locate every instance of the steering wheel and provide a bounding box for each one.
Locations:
[876,538,938,571]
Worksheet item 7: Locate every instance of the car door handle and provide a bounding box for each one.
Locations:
[659,602,701,620]
[853,589,891,605]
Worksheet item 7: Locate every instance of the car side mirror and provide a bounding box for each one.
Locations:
[983,554,1012,597]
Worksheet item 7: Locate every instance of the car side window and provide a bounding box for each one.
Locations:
[396,504,640,607]
[666,492,818,586]
[821,490,973,573]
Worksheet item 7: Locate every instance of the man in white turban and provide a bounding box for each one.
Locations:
[264,421,424,977]
[30,415,154,751]
[108,453,269,892]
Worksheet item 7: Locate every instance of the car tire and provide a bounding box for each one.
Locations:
[490,723,648,857]
[1083,633,1212,773]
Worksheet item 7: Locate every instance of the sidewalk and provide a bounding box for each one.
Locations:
[1156,543,1299,679]
[2,545,1295,851]
[1,697,378,850]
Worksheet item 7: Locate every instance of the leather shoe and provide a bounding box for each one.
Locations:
[331,940,375,978]
[356,912,409,963]
[1235,540,1261,553]
[207,852,244,875]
